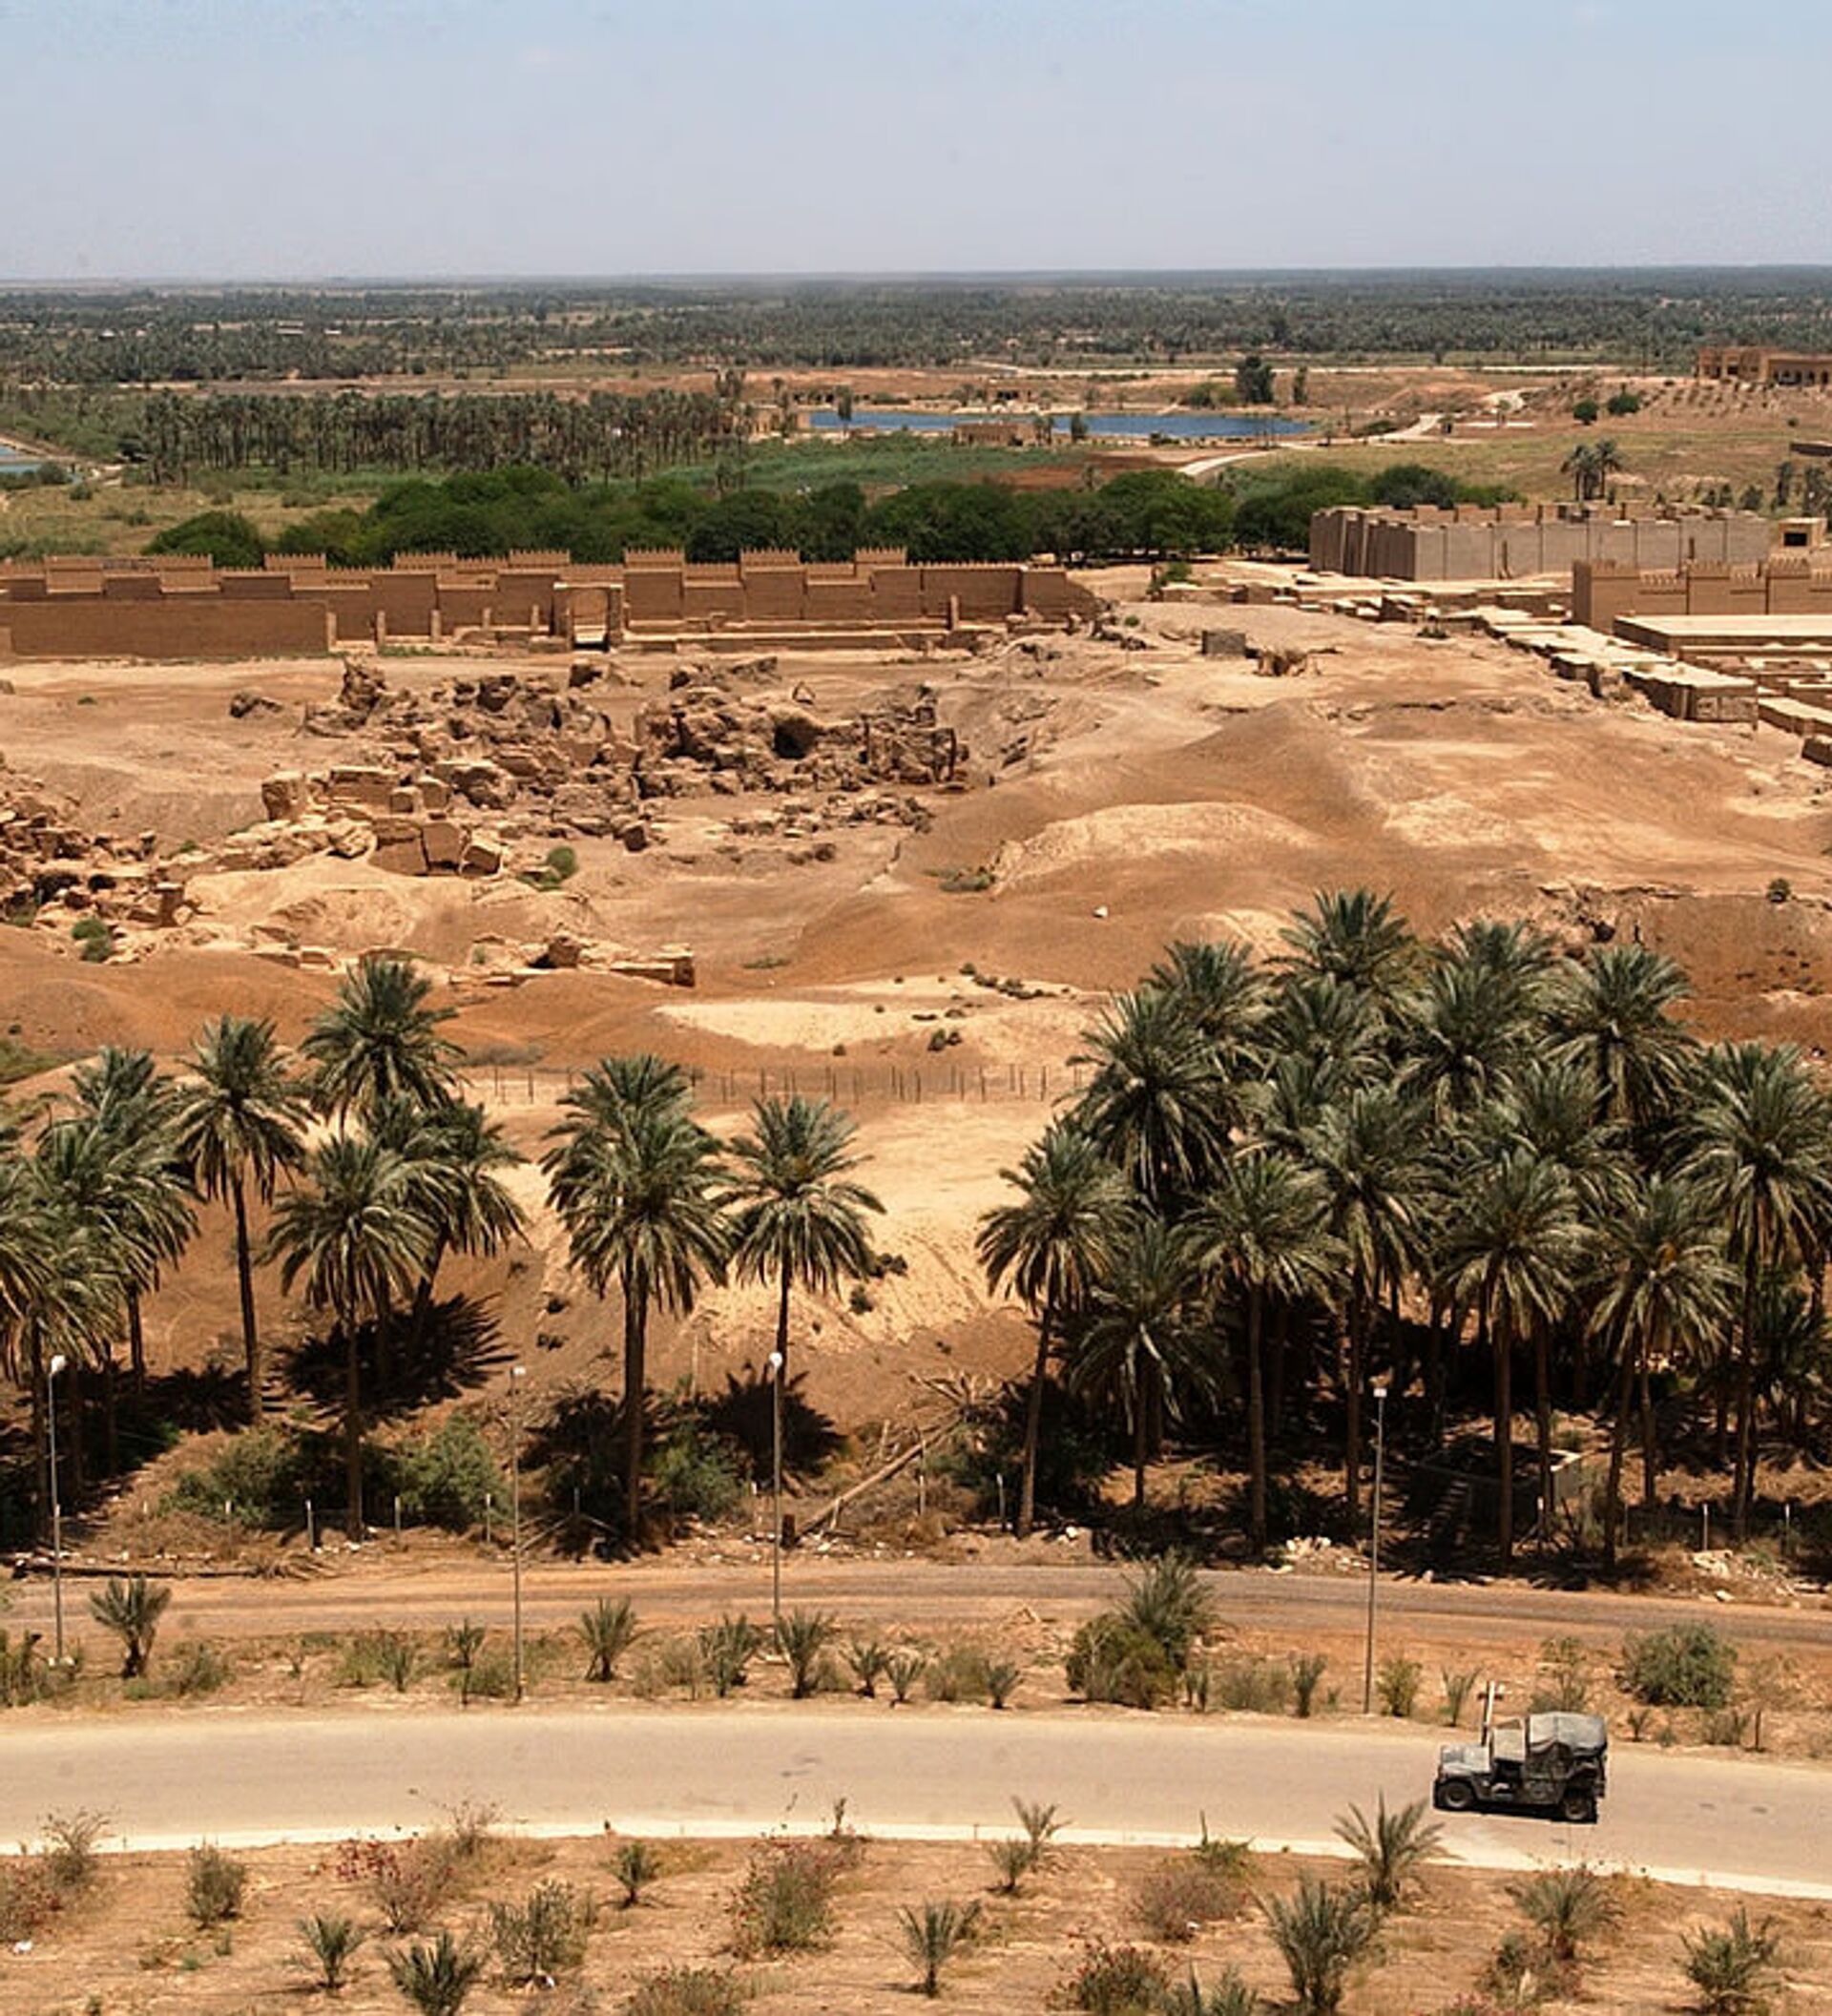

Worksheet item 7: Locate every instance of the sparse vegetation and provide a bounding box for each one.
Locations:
[731,1840,841,1956]
[490,1878,595,1982]
[89,1575,172,1678]
[1263,1876,1379,2016]
[387,1929,485,2016]
[299,1912,365,1994]
[580,1596,639,1683]
[185,1842,248,1926]
[1681,1907,1783,2015]
[899,1897,981,1995]
[1621,1626,1738,1710]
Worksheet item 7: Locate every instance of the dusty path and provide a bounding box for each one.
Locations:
[10,1556,1830,1653]
[2,1702,1826,1899]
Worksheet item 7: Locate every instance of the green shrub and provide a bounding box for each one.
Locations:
[847,1636,891,1697]
[1291,1652,1327,1717]
[1263,1876,1379,2014]
[1681,1907,1782,2015]
[776,1610,838,1698]
[580,1597,639,1682]
[299,1912,365,1993]
[1620,1626,1738,1709]
[185,1842,248,1926]
[900,1897,981,1995]
[167,1426,304,1528]
[1509,1864,1618,1965]
[39,1810,107,1895]
[394,1416,503,1530]
[71,916,111,962]
[1213,1656,1292,1715]
[1333,1795,1442,1913]
[1376,1655,1422,1718]
[1532,1637,1593,1714]
[626,1967,749,2016]
[1068,1940,1170,2014]
[1441,1668,1479,1728]
[168,1638,233,1697]
[1066,1615,1178,1710]
[1160,1965,1260,2016]
[698,1614,762,1697]
[387,1929,484,2016]
[490,1879,595,1982]
[986,1836,1035,1894]
[1120,1554,1213,1671]
[925,1643,994,1704]
[649,1421,747,1524]
[89,1574,171,1678]
[885,1649,926,1704]
[731,1840,840,1955]
[614,1839,662,1906]
[986,1657,1020,1709]
[544,844,579,883]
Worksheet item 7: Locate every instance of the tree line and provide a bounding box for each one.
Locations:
[146,459,1510,572]
[0,957,883,1550]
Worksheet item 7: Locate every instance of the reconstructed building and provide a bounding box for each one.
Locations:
[1573,539,1832,635]
[1697,346,1832,387]
[0,549,1098,660]
[1309,502,1775,582]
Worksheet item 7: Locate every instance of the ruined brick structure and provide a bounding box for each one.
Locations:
[0,549,1098,661]
[1697,346,1832,386]
[1309,502,1775,581]
[1572,539,1832,633]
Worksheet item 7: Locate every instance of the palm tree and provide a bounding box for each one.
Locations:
[1682,1043,1832,1536]
[1551,944,1695,1133]
[1187,1151,1342,1552]
[1064,1214,1206,1512]
[1401,957,1531,1121]
[173,1016,308,1418]
[1148,937,1271,1073]
[544,1076,730,1537]
[302,954,461,1122]
[725,1094,882,1379]
[1074,987,1233,1207]
[1280,889,1418,1008]
[372,1097,525,1342]
[266,1135,433,1538]
[1301,1088,1425,1518]
[1590,1177,1734,1568]
[976,1122,1132,1537]
[1439,1150,1586,1566]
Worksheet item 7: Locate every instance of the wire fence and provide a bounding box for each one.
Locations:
[455,1058,1089,1114]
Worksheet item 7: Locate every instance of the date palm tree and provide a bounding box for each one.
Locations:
[1187,1151,1342,1552]
[302,954,461,1122]
[1551,943,1695,1133]
[1682,1042,1832,1536]
[1064,1213,1206,1512]
[172,1016,308,1419]
[725,1093,882,1379]
[266,1134,434,1538]
[1074,988,1231,1207]
[978,1123,1133,1536]
[1590,1177,1734,1568]
[1280,888,1419,1009]
[1301,1088,1425,1519]
[1439,1149,1586,1566]
[544,1070,730,1537]
[1147,937,1272,1076]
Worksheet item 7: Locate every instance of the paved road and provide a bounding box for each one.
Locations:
[2,1705,1826,1898]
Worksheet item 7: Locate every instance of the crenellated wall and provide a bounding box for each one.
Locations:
[0,550,1097,659]
[1573,556,1832,630]
[1311,503,1779,582]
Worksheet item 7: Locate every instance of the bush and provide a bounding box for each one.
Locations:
[626,1967,749,2016]
[614,1839,661,1906]
[387,1930,485,2016]
[0,1860,58,1944]
[1212,1656,1292,1715]
[167,1425,304,1528]
[649,1420,747,1524]
[1681,1907,1782,2014]
[1441,1668,1478,1727]
[394,1416,503,1530]
[986,1836,1036,1893]
[846,1636,891,1697]
[0,1626,46,1707]
[168,1638,233,1697]
[900,1897,981,1995]
[300,1912,365,1993]
[732,1840,841,1955]
[39,1810,107,1895]
[186,1842,248,1926]
[89,1574,172,1678]
[1263,1876,1378,2015]
[925,1643,995,1704]
[580,1596,639,1683]
[777,1610,838,1697]
[1120,1554,1213,1671]
[1291,1652,1327,1717]
[1068,1940,1171,2015]
[1161,1969,1260,2016]
[1066,1615,1178,1710]
[1333,1795,1442,1913]
[1486,1928,1565,2008]
[491,1879,595,1982]
[885,1648,926,1704]
[72,915,110,962]
[1607,390,1643,417]
[1377,1655,1422,1718]
[1532,1637,1593,1714]
[1621,1626,1738,1709]
[1509,1865,1618,1965]
[336,1835,462,1933]
[1130,1853,1246,1942]
[699,1614,762,1697]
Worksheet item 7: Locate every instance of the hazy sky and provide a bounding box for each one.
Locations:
[4,0,1824,281]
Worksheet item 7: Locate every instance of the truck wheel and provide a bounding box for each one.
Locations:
[1559,1789,1597,1824]
[1438,1779,1476,1813]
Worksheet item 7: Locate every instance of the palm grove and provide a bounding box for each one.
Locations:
[3,895,1828,1566]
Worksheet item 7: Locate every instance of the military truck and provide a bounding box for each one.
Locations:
[1433,1711,1608,1823]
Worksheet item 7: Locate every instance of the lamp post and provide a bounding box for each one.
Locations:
[47,1353,67,1666]
[509,1362,526,1704]
[1361,1381,1388,1716]
[767,1350,784,1630]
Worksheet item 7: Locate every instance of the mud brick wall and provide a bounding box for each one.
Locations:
[0,596,331,658]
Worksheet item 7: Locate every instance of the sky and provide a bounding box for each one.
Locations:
[3,0,1826,282]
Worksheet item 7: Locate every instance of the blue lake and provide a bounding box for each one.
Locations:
[0,446,42,474]
[807,408,1309,441]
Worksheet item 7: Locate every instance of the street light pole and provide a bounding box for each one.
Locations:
[509,1363,526,1705]
[47,1354,67,1666]
[767,1350,784,1630]
[1361,1382,1388,1716]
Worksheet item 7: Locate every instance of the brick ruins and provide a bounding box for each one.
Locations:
[0,549,1099,660]
[1309,502,1775,582]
